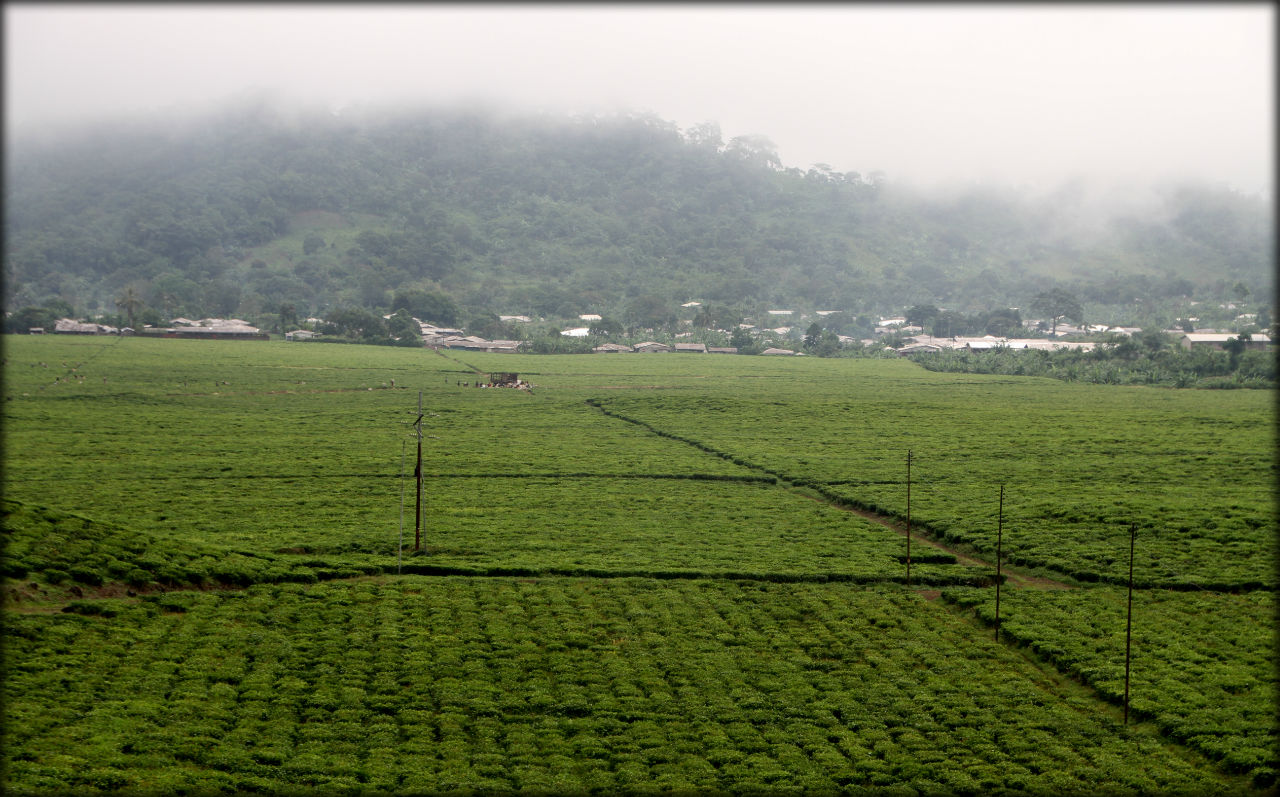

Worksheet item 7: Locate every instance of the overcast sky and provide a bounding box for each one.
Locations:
[5,3,1274,198]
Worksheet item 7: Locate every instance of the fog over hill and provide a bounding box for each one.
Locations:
[7,6,1271,198]
[3,100,1273,336]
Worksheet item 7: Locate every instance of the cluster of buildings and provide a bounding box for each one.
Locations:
[889,331,1271,356]
[418,323,521,353]
[36,317,265,338]
[39,303,1268,358]
[591,342,742,354]
[137,318,266,339]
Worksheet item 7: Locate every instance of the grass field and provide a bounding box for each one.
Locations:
[3,335,1275,793]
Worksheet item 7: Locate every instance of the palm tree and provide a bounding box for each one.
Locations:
[115,287,143,330]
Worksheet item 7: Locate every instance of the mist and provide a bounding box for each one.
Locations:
[6,4,1273,201]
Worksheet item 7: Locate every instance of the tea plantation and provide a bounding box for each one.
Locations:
[3,335,1275,794]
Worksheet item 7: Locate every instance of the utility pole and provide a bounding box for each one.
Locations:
[995,483,1004,642]
[398,439,406,574]
[1124,523,1136,724]
[905,450,912,586]
[414,391,423,551]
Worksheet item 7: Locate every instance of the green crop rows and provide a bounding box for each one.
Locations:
[3,335,1275,793]
[3,579,1251,795]
[586,367,1275,589]
[940,587,1277,785]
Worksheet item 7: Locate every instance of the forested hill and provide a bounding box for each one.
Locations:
[4,102,1273,327]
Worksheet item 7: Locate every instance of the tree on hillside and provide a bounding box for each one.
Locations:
[274,303,300,333]
[5,305,58,334]
[906,304,940,330]
[980,308,1021,337]
[933,309,969,339]
[684,121,723,151]
[803,322,824,350]
[1136,328,1171,354]
[323,307,387,340]
[588,317,623,338]
[725,134,780,170]
[1222,332,1251,370]
[625,294,675,331]
[392,288,458,327]
[1031,288,1084,337]
[693,304,741,331]
[729,327,758,354]
[386,311,422,347]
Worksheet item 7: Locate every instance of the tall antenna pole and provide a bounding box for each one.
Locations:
[995,483,1004,642]
[905,449,912,586]
[414,391,423,551]
[1124,522,1136,724]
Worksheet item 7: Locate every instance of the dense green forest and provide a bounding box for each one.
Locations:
[4,101,1273,330]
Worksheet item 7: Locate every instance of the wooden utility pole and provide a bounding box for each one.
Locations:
[995,483,1004,642]
[398,439,406,574]
[414,391,423,551]
[905,450,912,586]
[1124,523,1136,724]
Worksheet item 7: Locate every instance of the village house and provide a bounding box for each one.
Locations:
[674,342,707,353]
[592,343,632,353]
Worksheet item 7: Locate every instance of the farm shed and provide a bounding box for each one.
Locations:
[1179,333,1272,351]
[442,336,492,351]
[633,342,672,353]
[761,347,796,356]
[896,343,943,356]
[592,343,633,353]
[707,347,739,354]
[53,319,104,335]
[674,343,707,353]
[140,326,268,340]
[485,340,522,353]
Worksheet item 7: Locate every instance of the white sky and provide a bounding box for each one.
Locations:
[5,3,1274,197]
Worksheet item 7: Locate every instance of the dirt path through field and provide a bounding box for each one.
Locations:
[586,399,1075,592]
[795,491,1073,590]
